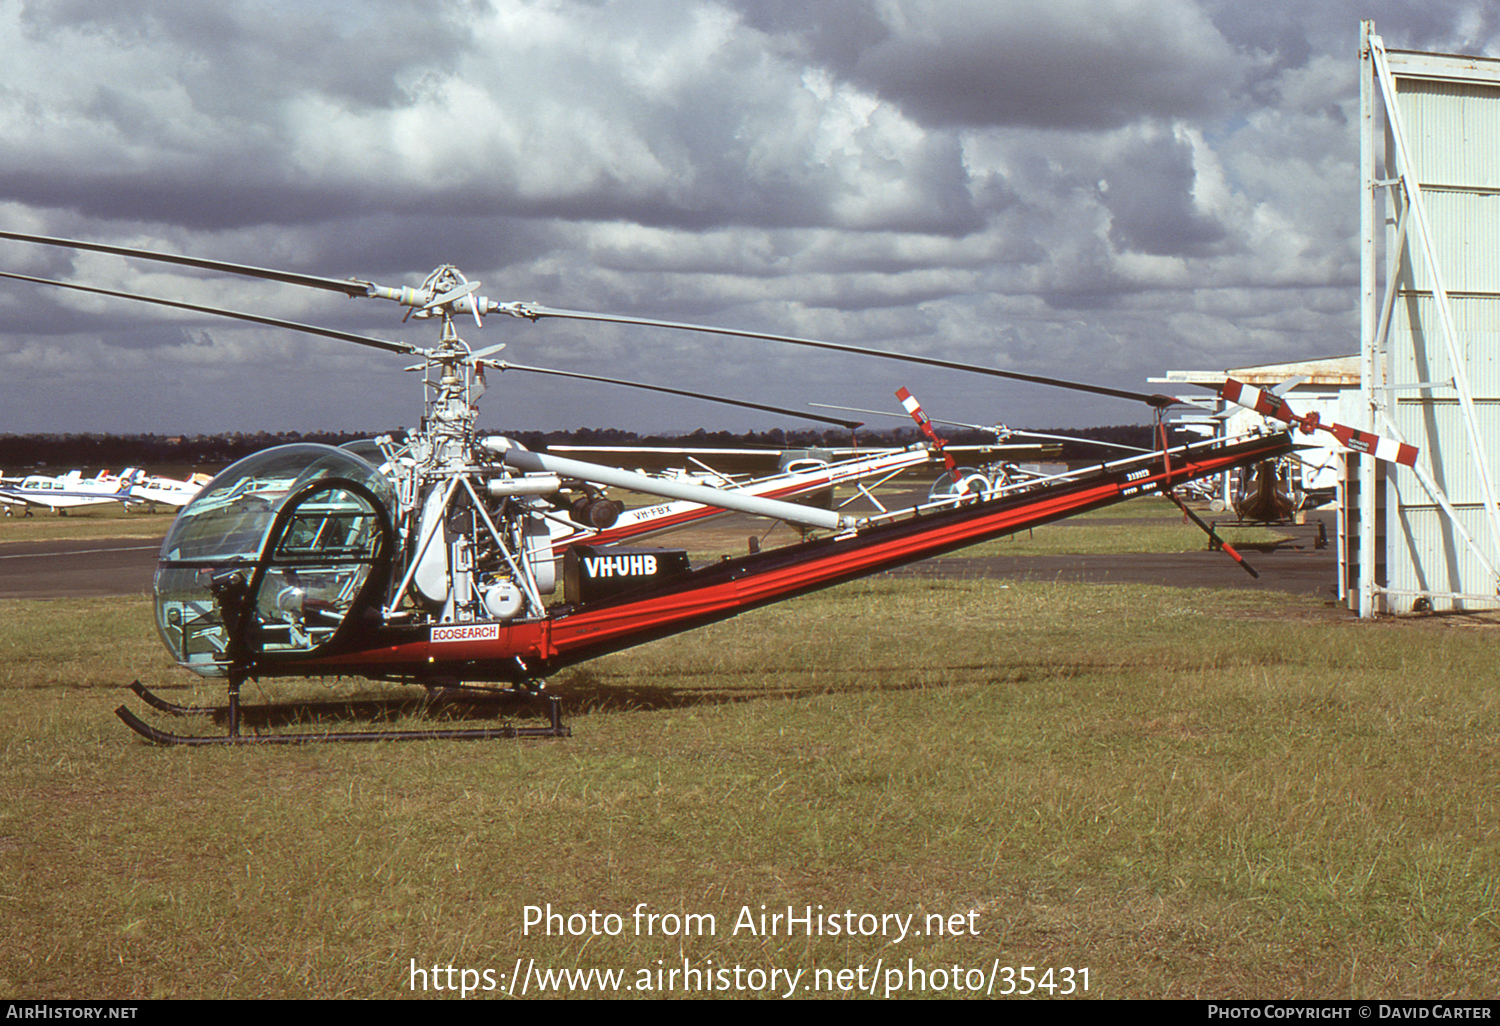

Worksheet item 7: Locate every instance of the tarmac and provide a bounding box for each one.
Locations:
[880,513,1339,598]
[0,537,161,600]
[0,511,1340,601]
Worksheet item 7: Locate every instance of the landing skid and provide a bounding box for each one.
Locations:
[127,681,219,716]
[117,680,571,746]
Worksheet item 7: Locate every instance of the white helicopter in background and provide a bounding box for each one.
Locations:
[539,436,1057,549]
[811,395,1151,499]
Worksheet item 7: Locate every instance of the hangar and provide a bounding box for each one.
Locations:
[1355,23,1500,616]
[1159,26,1500,618]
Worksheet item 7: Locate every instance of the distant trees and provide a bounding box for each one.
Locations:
[0,423,1162,472]
[0,430,376,472]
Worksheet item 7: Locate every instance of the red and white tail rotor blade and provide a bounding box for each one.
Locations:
[1325,422,1420,468]
[1218,379,1419,468]
[896,387,963,486]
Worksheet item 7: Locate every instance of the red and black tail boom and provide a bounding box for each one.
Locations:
[293,430,1295,681]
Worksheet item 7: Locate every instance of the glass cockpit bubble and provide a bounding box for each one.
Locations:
[154,444,396,676]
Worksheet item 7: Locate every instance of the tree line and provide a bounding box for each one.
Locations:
[0,423,1161,473]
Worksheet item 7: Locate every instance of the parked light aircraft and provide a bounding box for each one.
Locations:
[128,472,211,510]
[0,467,208,515]
[0,469,139,515]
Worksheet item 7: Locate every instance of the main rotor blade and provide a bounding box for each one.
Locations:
[499,303,1174,408]
[0,270,420,357]
[4,230,1174,409]
[810,401,1150,452]
[814,399,998,435]
[0,230,374,297]
[491,361,864,431]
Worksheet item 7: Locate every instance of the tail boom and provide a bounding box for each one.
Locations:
[291,431,1294,680]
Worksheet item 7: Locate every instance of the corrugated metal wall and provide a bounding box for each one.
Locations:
[1382,57,1500,610]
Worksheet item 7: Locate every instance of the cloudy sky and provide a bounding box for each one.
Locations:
[1,0,1497,438]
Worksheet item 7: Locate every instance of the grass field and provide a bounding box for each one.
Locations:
[1,503,1497,1000]
[0,504,177,542]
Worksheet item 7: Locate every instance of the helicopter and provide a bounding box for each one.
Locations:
[811,393,1156,500]
[1,229,1398,746]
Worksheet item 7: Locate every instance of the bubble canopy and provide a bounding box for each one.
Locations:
[154,445,396,676]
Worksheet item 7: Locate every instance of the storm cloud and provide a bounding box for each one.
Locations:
[0,0,1495,436]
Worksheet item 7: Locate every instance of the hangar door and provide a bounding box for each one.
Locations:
[1357,25,1500,615]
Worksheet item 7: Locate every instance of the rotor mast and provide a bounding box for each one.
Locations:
[408,265,492,471]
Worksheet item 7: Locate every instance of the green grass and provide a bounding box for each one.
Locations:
[949,519,1291,557]
[662,493,1294,563]
[2,578,1497,1000]
[936,495,1295,557]
[0,504,176,542]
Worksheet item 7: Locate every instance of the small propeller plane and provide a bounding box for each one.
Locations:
[128,472,212,511]
[0,468,139,516]
[0,467,207,515]
[1,228,1403,745]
